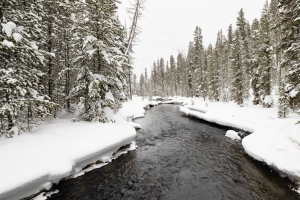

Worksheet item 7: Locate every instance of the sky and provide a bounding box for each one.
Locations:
[118,0,267,77]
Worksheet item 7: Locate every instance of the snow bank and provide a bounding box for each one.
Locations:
[118,96,150,120]
[225,130,241,140]
[0,120,136,200]
[160,97,185,104]
[0,96,152,200]
[180,99,300,186]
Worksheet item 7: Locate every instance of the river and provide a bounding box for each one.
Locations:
[48,104,299,200]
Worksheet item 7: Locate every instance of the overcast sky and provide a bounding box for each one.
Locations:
[118,0,267,76]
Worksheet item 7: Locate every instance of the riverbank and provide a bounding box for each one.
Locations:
[0,97,152,200]
[180,98,300,192]
[47,103,300,199]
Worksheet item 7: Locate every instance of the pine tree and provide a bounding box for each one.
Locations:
[187,42,194,97]
[236,8,250,101]
[270,0,281,86]
[177,53,186,96]
[277,0,300,117]
[258,1,273,107]
[226,24,233,102]
[193,26,204,98]
[144,68,149,97]
[250,18,261,105]
[159,58,166,96]
[207,44,215,100]
[212,43,220,101]
[71,0,127,122]
[0,0,55,137]
[278,82,289,118]
[54,0,83,113]
[170,55,177,96]
[139,73,145,98]
[230,30,244,105]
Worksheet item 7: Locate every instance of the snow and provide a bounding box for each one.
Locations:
[12,32,23,42]
[2,22,16,37]
[180,97,300,186]
[33,190,59,200]
[71,13,76,21]
[118,97,149,120]
[290,89,299,98]
[225,130,241,140]
[263,95,273,105]
[0,96,151,200]
[83,35,97,48]
[160,97,185,104]
[105,92,115,102]
[1,39,15,48]
[30,41,39,50]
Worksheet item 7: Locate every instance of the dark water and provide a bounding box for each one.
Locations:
[49,105,299,200]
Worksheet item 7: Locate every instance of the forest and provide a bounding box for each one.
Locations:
[0,0,299,138]
[136,0,299,120]
[0,0,139,137]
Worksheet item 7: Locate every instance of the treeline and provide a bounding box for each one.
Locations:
[0,0,132,137]
[137,0,300,118]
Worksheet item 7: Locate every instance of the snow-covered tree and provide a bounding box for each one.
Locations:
[0,0,55,137]
[258,1,273,107]
[70,0,127,122]
[250,18,261,105]
[277,0,300,117]
[230,30,244,105]
[207,44,215,100]
[187,42,194,97]
[193,26,204,98]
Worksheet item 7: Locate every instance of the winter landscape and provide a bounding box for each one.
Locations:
[1,0,300,199]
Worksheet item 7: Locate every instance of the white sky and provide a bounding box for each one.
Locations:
[118,0,267,76]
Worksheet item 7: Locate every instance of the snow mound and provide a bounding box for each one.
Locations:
[2,22,16,37]
[185,105,208,113]
[1,40,14,48]
[0,122,136,200]
[12,33,23,42]
[118,97,149,120]
[225,130,241,140]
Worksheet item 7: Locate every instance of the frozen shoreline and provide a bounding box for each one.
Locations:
[0,97,152,200]
[180,100,300,191]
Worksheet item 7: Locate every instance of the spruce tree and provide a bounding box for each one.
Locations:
[187,42,194,97]
[71,0,127,122]
[236,8,250,101]
[230,30,244,105]
[193,26,204,98]
[277,0,300,117]
[250,18,261,105]
[170,55,177,96]
[258,1,273,107]
[226,24,233,102]
[0,0,55,137]
[207,44,215,100]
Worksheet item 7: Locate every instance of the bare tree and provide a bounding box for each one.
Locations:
[125,0,146,100]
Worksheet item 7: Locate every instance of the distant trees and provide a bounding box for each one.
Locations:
[137,1,300,119]
[0,0,132,137]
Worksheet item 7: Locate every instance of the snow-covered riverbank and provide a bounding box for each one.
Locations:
[0,97,152,200]
[180,98,300,192]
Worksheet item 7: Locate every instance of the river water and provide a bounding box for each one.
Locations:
[48,104,299,200]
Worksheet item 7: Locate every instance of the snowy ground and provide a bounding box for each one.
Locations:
[0,97,151,200]
[180,97,300,191]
